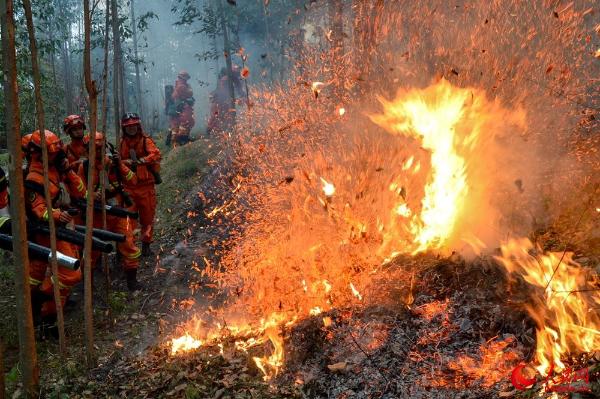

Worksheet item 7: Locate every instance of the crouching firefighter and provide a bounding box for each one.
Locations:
[120,113,161,256]
[24,130,87,333]
[77,132,142,291]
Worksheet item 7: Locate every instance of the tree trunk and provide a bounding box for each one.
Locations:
[261,0,272,81]
[22,0,67,357]
[62,41,74,115]
[217,0,236,115]
[111,0,122,146]
[329,0,344,55]
[130,0,144,123]
[101,3,110,134]
[0,0,40,394]
[119,55,126,116]
[83,0,98,367]
[328,0,344,98]
[100,2,111,316]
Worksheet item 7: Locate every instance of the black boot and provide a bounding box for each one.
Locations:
[39,314,59,340]
[30,289,49,326]
[141,242,152,257]
[126,269,140,292]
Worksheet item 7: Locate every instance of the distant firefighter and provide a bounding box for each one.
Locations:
[207,66,245,135]
[166,70,195,146]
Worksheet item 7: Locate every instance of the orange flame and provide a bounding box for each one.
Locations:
[171,333,203,355]
[496,238,600,376]
[370,79,482,254]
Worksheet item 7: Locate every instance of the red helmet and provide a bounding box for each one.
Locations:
[29,130,62,153]
[178,70,190,80]
[63,114,86,133]
[121,113,141,128]
[83,132,105,148]
[121,113,142,136]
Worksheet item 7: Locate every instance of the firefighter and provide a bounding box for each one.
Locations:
[63,114,88,170]
[206,67,243,135]
[169,70,195,146]
[119,113,161,256]
[77,132,141,290]
[24,130,86,330]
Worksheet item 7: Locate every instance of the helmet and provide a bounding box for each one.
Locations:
[83,132,105,148]
[63,114,86,133]
[178,70,190,80]
[121,113,141,128]
[29,130,62,153]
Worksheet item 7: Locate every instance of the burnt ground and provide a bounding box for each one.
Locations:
[1,137,598,398]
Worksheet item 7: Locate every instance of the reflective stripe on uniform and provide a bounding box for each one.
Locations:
[42,210,49,221]
[50,275,71,290]
[77,180,85,192]
[29,277,42,286]
[126,249,142,259]
[0,216,10,228]
[125,170,134,181]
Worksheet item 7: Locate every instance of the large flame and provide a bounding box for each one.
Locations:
[496,238,600,376]
[169,77,594,385]
[371,79,472,252]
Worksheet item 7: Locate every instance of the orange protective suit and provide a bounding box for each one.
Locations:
[170,75,195,143]
[120,133,161,244]
[65,139,87,170]
[25,159,87,317]
[77,155,140,270]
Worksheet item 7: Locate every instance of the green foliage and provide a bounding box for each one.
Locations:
[5,364,19,384]
[108,291,129,313]
[137,11,158,32]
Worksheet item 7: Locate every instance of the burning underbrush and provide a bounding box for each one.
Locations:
[165,74,598,391]
[157,1,600,397]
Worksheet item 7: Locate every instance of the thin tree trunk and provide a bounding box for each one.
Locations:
[130,0,144,123]
[328,0,344,98]
[63,41,74,115]
[22,0,67,357]
[119,57,126,115]
[101,2,110,134]
[83,0,97,367]
[261,0,272,81]
[329,0,344,54]
[100,0,111,321]
[0,0,39,393]
[111,0,121,146]
[217,0,236,113]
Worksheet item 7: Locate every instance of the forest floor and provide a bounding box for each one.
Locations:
[1,136,599,398]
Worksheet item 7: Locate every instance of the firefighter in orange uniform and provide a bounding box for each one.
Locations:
[24,130,86,328]
[63,115,88,169]
[169,70,195,145]
[119,113,161,256]
[77,132,142,290]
